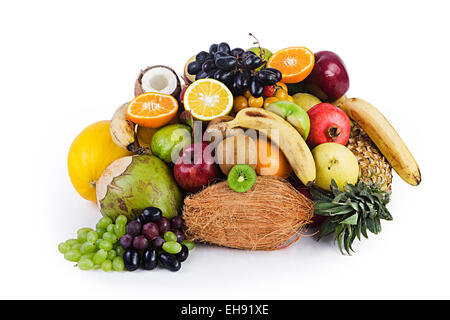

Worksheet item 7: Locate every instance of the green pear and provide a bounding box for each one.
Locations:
[265,100,310,140]
[247,47,272,71]
[292,93,321,112]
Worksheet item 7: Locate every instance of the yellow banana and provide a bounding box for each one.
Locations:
[340,98,421,186]
[224,108,316,186]
[110,103,149,154]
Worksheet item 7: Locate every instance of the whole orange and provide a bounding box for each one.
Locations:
[255,138,292,179]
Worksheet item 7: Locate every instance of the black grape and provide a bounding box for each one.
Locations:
[209,44,218,55]
[195,70,209,80]
[250,78,265,97]
[176,245,189,262]
[256,69,279,86]
[215,56,237,71]
[142,248,158,270]
[230,80,244,96]
[244,50,257,57]
[159,252,181,272]
[123,250,140,272]
[202,59,216,73]
[214,69,234,85]
[235,71,250,89]
[214,51,229,61]
[230,47,244,58]
[217,42,231,54]
[187,61,201,75]
[264,67,282,82]
[242,54,263,70]
[196,51,210,64]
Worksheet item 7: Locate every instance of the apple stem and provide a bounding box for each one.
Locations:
[327,125,341,142]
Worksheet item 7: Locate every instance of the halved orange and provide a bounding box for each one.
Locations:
[183,79,233,121]
[267,47,315,83]
[127,92,178,128]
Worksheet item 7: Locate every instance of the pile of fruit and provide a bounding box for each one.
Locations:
[63,35,421,272]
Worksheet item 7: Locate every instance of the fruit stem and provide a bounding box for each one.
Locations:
[127,142,149,155]
[248,33,265,60]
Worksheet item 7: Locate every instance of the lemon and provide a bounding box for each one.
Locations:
[183,79,233,121]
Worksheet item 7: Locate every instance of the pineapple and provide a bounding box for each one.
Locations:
[311,180,392,255]
[346,123,393,191]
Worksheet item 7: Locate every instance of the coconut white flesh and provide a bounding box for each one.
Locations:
[141,67,178,95]
[96,156,133,208]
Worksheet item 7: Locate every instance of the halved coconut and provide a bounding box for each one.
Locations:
[134,65,181,98]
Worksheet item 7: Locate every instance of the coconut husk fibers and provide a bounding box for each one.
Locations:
[182,176,314,250]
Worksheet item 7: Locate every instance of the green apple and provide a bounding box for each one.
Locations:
[292,93,321,112]
[312,143,359,191]
[265,100,310,139]
[247,47,272,70]
[151,124,192,163]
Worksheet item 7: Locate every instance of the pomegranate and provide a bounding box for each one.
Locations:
[306,103,351,149]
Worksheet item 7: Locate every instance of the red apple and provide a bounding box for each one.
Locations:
[306,103,351,149]
[174,142,221,193]
[305,51,349,101]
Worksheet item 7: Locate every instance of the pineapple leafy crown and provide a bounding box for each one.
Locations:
[311,179,392,255]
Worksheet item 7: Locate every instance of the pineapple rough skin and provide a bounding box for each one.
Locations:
[346,124,393,191]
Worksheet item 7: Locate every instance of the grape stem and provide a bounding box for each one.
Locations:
[249,33,265,61]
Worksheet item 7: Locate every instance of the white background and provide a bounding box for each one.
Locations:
[1,0,449,300]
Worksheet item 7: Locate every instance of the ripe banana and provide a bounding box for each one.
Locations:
[110,103,149,155]
[224,108,316,186]
[340,98,421,186]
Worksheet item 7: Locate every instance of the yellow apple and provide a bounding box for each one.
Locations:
[312,143,359,191]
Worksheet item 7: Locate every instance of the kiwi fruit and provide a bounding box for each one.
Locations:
[227,164,257,193]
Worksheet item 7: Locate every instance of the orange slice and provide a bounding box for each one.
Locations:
[183,79,233,121]
[267,47,315,83]
[127,92,178,128]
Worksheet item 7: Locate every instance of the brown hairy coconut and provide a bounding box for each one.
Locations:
[134,65,181,98]
[183,176,313,250]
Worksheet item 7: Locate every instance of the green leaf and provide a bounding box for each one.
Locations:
[337,232,344,255]
[340,213,358,225]
[366,217,376,234]
[330,180,345,197]
[318,218,336,239]
[349,227,357,252]
[344,227,353,255]
[367,202,375,218]
[334,224,345,241]
[347,199,361,212]
[356,217,362,240]
[375,217,382,234]
[310,188,333,201]
[314,203,355,216]
[361,217,368,239]
[332,193,348,203]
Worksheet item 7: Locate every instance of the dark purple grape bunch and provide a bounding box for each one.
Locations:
[186,42,282,97]
[119,207,194,272]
